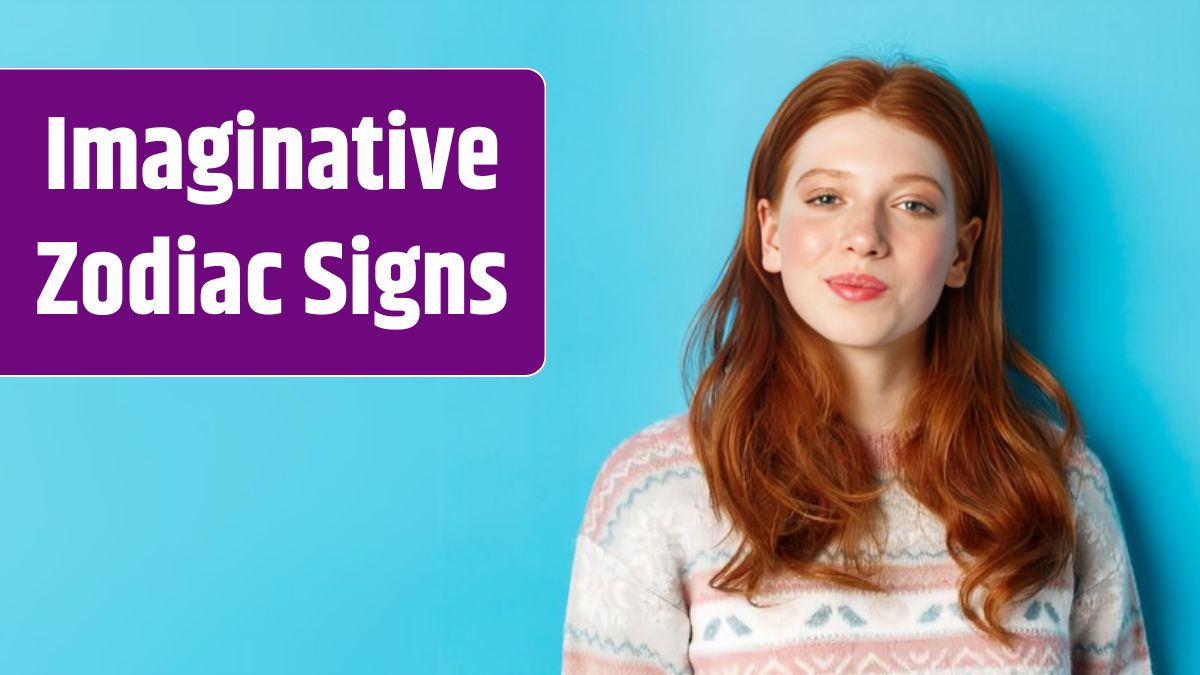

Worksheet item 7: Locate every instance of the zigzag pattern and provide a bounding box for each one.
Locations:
[580,421,693,541]
[596,466,703,547]
[563,624,691,675]
[1066,468,1115,509]
[1073,608,1145,656]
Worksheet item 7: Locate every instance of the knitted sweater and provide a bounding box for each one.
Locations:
[561,413,1152,674]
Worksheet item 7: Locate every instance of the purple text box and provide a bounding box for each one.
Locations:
[0,68,546,375]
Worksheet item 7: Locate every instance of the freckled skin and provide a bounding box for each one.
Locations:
[757,109,982,351]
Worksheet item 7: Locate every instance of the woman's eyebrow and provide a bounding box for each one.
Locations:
[795,167,946,198]
[893,173,946,198]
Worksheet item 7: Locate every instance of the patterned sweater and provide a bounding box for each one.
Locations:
[561,413,1152,674]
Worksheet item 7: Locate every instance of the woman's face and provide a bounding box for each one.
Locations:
[758,109,982,352]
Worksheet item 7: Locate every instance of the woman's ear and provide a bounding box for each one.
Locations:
[946,216,983,288]
[758,198,781,273]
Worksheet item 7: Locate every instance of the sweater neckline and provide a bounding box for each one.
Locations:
[854,425,919,474]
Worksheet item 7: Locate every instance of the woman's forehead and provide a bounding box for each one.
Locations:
[786,110,952,188]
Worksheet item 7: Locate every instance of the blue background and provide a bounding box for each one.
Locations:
[2,1,1196,673]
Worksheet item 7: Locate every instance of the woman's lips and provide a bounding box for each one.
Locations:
[825,273,887,302]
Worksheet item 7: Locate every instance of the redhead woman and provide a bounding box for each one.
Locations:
[561,56,1152,674]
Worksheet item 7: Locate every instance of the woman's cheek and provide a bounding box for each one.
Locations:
[780,217,827,267]
[908,240,956,303]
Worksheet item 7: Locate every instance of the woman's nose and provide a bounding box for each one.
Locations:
[839,203,889,258]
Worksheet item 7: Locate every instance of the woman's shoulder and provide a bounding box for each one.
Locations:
[576,412,708,546]
[1035,417,1138,585]
[1065,441,1115,506]
[586,413,698,498]
[1034,416,1117,506]
[600,412,697,470]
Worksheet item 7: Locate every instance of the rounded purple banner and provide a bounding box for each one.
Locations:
[1,68,546,376]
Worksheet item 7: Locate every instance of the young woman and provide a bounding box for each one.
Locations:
[562,56,1153,674]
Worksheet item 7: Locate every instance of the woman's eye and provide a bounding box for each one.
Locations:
[900,200,936,215]
[807,193,840,207]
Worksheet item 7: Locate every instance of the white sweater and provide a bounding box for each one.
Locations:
[562,414,1152,674]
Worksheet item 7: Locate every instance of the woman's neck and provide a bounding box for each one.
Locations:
[832,324,926,434]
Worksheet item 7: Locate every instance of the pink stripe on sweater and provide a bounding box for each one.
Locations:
[685,561,1072,607]
[690,630,1070,672]
[597,416,690,474]
[562,647,678,675]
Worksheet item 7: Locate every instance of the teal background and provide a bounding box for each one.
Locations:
[2,1,1196,673]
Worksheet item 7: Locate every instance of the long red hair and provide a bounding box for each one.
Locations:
[682,55,1082,647]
